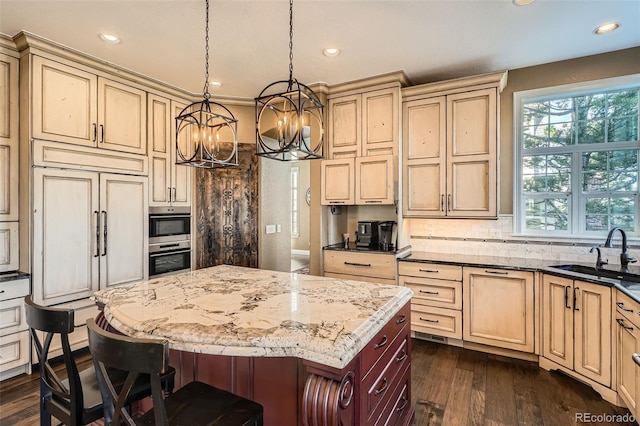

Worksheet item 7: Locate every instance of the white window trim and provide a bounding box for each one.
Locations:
[291,166,300,238]
[513,73,640,239]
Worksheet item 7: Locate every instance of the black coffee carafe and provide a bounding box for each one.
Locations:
[378,221,397,251]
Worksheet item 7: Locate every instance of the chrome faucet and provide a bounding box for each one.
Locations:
[604,227,637,268]
[589,246,608,270]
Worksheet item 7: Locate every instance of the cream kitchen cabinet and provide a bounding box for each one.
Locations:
[402,72,507,218]
[463,267,535,352]
[327,87,399,159]
[320,154,394,205]
[0,276,30,381]
[398,261,463,340]
[615,290,640,417]
[31,55,146,155]
[32,167,148,306]
[541,274,612,387]
[148,95,191,206]
[323,250,396,285]
[0,51,19,222]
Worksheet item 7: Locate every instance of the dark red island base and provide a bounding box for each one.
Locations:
[161,302,413,426]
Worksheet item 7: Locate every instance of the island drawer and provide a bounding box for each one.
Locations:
[372,362,411,426]
[361,303,410,373]
[617,291,640,326]
[363,336,409,421]
[324,251,396,280]
[399,261,462,281]
[411,304,462,339]
[399,276,462,309]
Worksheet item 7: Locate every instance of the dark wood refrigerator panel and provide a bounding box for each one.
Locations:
[194,144,258,269]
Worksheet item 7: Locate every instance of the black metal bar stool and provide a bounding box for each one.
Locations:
[24,295,175,426]
[86,318,264,425]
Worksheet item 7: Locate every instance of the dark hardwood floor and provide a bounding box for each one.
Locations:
[0,340,635,425]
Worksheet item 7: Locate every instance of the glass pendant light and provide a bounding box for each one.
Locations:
[175,0,238,168]
[255,0,324,161]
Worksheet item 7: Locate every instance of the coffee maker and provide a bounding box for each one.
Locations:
[356,221,379,249]
[378,221,397,251]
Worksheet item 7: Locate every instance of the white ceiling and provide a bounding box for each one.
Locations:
[1,0,638,99]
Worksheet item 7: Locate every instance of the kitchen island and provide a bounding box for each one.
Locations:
[93,265,414,426]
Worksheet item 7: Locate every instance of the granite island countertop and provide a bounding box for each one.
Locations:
[93,265,413,369]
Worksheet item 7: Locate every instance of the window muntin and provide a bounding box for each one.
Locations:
[291,167,299,238]
[515,77,640,237]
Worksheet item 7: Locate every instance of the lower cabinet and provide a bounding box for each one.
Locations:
[0,277,30,380]
[542,274,612,387]
[398,261,463,339]
[463,267,535,352]
[616,291,640,418]
[323,250,396,285]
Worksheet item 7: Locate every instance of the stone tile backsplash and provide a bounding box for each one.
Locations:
[406,215,639,265]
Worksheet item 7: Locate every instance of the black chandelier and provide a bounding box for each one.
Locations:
[255,0,324,161]
[175,0,238,168]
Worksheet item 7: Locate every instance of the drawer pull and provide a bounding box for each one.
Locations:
[634,354,640,367]
[396,314,406,325]
[0,290,4,294]
[344,261,371,267]
[374,335,387,349]
[374,378,388,395]
[420,317,439,323]
[617,302,634,313]
[365,200,383,203]
[617,318,634,331]
[396,396,409,412]
[396,350,407,363]
[419,269,439,273]
[484,270,509,275]
[419,290,440,295]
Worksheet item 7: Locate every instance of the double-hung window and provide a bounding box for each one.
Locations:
[514,75,640,238]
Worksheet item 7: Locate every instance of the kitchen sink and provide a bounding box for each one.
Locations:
[549,264,640,283]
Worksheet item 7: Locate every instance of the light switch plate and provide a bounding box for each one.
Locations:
[266,225,276,234]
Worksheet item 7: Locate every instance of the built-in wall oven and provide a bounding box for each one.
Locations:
[149,206,191,276]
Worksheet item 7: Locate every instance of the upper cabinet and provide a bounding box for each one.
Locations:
[402,71,507,218]
[321,78,405,206]
[147,95,191,207]
[328,87,399,159]
[31,56,147,155]
[0,51,19,222]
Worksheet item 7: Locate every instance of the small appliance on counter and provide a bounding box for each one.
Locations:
[378,221,397,251]
[356,221,379,249]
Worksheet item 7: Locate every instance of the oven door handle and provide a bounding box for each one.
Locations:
[150,249,192,258]
[149,215,191,219]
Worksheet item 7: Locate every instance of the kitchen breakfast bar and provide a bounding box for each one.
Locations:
[93,265,414,426]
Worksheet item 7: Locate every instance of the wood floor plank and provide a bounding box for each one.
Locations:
[420,344,459,407]
[511,360,544,426]
[469,388,486,426]
[484,357,518,425]
[441,368,473,425]
[414,400,445,426]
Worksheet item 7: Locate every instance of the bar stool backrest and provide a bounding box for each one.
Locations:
[86,318,169,426]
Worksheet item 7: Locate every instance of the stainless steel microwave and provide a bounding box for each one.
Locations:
[149,206,191,244]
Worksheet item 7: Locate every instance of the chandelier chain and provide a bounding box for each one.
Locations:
[288,0,293,83]
[203,0,211,99]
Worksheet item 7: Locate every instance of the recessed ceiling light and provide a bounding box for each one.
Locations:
[209,81,222,88]
[593,22,620,35]
[513,0,535,5]
[99,33,121,44]
[323,47,340,57]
